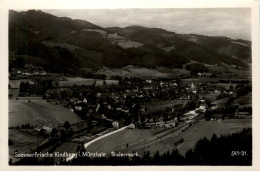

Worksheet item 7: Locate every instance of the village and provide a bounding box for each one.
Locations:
[8,63,252,164]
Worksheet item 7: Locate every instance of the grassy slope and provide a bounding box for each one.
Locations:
[140,119,252,156]
[9,99,82,127]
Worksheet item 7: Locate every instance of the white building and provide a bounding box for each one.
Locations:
[112,121,119,129]
[128,123,136,129]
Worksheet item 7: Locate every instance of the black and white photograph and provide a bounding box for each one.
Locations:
[1,0,259,170]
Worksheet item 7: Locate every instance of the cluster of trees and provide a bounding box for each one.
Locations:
[236,84,252,97]
[19,79,53,96]
[15,123,33,129]
[11,128,251,165]
[8,139,14,146]
[19,82,30,94]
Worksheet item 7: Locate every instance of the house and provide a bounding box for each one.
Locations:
[196,108,205,114]
[236,109,251,118]
[199,99,208,110]
[39,71,47,75]
[215,90,221,95]
[199,105,206,111]
[198,72,212,77]
[128,123,136,129]
[75,105,82,112]
[155,120,164,127]
[145,122,156,127]
[164,119,177,128]
[40,126,52,133]
[83,98,88,104]
[146,80,152,84]
[164,123,175,128]
[182,110,198,120]
[75,102,83,112]
[112,121,119,129]
[171,83,177,87]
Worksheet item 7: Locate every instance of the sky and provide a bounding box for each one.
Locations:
[43,8,251,40]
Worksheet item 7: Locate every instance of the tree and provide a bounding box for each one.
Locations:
[51,128,58,137]
[186,101,196,110]
[9,158,13,165]
[92,80,96,86]
[162,112,168,122]
[153,150,161,165]
[19,82,30,93]
[205,99,212,108]
[64,121,70,130]
[205,110,212,120]
[9,139,14,146]
[38,128,45,137]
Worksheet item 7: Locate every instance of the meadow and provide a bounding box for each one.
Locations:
[9,129,44,156]
[58,77,119,87]
[9,99,82,128]
[85,119,251,157]
[140,119,252,156]
[86,129,152,153]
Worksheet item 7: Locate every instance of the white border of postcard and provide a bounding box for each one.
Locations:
[0,0,259,171]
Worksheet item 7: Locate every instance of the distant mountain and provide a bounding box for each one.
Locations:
[107,26,251,66]
[9,10,251,75]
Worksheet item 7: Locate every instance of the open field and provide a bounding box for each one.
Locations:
[9,79,32,89]
[95,68,133,77]
[233,92,252,107]
[96,66,179,78]
[111,119,251,156]
[181,78,218,83]
[83,29,107,38]
[58,77,118,87]
[216,83,238,90]
[9,129,39,144]
[42,41,80,51]
[118,40,143,48]
[86,129,152,153]
[208,65,251,78]
[175,119,252,155]
[9,129,44,155]
[9,89,19,98]
[200,91,219,101]
[127,67,171,77]
[137,119,252,156]
[140,100,184,112]
[9,99,82,128]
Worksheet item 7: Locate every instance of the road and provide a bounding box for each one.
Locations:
[66,125,129,161]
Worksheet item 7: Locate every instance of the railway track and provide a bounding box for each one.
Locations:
[118,121,193,153]
[118,114,205,153]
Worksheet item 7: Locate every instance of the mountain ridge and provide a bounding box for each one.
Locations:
[9,10,251,75]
